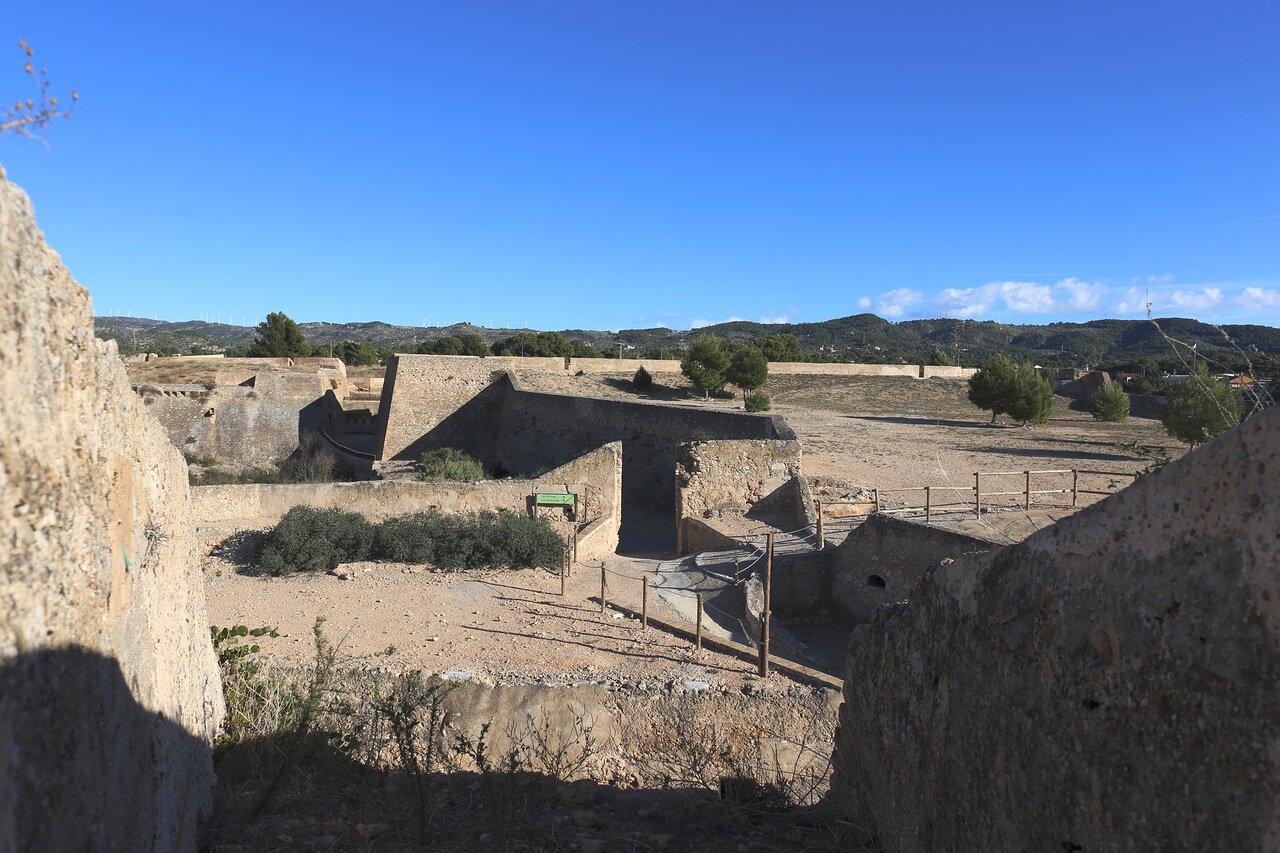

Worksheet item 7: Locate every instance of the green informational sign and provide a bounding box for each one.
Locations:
[535,492,576,507]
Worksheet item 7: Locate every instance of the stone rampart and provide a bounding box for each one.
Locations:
[921,364,978,379]
[825,514,994,624]
[0,169,223,851]
[568,357,684,373]
[831,407,1280,850]
[375,355,526,462]
[674,439,805,554]
[497,376,790,511]
[767,362,919,377]
[138,369,332,468]
[193,442,623,558]
[374,355,794,512]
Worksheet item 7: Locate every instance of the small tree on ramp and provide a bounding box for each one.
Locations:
[633,365,653,391]
[681,334,730,398]
[1005,363,1053,425]
[1090,381,1130,422]
[1161,364,1242,448]
[249,312,309,358]
[727,345,768,403]
[967,355,1017,423]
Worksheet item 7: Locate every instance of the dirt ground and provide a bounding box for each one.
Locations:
[198,367,1179,849]
[203,545,829,691]
[203,370,1178,690]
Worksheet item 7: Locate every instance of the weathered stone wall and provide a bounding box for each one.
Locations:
[826,514,995,624]
[831,408,1280,850]
[0,169,223,851]
[674,439,805,554]
[375,355,547,462]
[920,364,978,379]
[567,357,685,373]
[193,443,623,558]
[498,376,790,511]
[138,370,331,468]
[767,362,919,377]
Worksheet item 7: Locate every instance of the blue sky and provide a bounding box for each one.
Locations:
[3,1,1277,331]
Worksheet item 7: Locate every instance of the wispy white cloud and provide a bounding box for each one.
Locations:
[690,316,746,329]
[1167,287,1223,312]
[937,277,1109,318]
[1234,286,1280,310]
[1114,287,1149,314]
[857,288,925,318]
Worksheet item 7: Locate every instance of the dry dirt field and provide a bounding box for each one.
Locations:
[204,369,1178,682]
[196,367,1180,850]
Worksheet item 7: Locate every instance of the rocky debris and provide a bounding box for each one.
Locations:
[0,168,223,851]
[832,407,1280,850]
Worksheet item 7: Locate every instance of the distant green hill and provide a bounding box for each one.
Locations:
[94,313,1280,375]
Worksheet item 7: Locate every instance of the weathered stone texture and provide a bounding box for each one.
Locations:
[374,356,793,512]
[674,439,805,554]
[832,407,1280,850]
[191,442,624,559]
[827,514,994,624]
[0,169,223,851]
[138,369,332,468]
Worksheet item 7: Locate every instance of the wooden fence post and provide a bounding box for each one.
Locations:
[560,550,566,597]
[1072,469,1079,507]
[759,532,773,677]
[1025,470,1032,510]
[925,485,932,524]
[641,578,648,630]
[974,473,981,519]
[815,500,824,549]
[873,488,881,514]
[695,593,703,652]
[599,565,607,616]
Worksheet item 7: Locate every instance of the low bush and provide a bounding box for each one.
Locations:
[258,506,375,575]
[633,365,652,391]
[745,391,772,412]
[260,507,563,575]
[417,448,484,482]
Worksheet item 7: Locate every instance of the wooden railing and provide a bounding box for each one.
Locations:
[814,468,1141,534]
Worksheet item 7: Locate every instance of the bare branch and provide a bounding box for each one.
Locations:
[2,40,77,140]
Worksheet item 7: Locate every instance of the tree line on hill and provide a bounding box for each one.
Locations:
[98,311,1280,380]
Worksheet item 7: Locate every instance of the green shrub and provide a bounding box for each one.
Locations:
[633,365,653,391]
[258,506,375,575]
[258,504,563,574]
[744,391,772,412]
[373,512,441,564]
[417,448,484,482]
[373,509,562,571]
[1090,382,1130,422]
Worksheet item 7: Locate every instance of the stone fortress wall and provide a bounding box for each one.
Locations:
[1,169,223,852]
[830,405,1280,850]
[192,442,623,561]
[673,439,808,554]
[373,355,794,511]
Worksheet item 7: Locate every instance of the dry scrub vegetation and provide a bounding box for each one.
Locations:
[208,620,866,851]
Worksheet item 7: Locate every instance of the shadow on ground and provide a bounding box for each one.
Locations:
[208,731,870,852]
